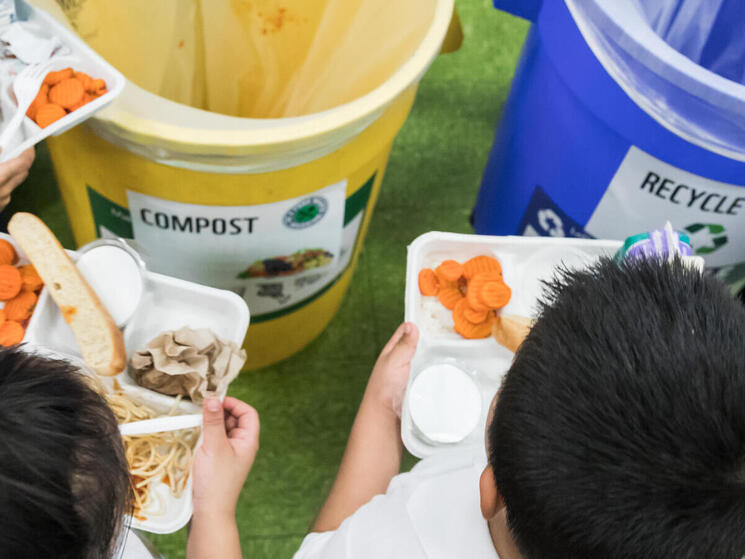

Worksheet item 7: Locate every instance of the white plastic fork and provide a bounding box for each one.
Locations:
[119,413,203,437]
[0,57,72,150]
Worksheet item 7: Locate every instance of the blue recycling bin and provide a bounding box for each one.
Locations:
[474,0,745,289]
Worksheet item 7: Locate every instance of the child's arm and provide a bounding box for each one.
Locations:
[312,323,419,532]
[187,396,260,559]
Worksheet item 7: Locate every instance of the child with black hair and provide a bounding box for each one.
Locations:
[0,348,259,559]
[295,257,745,558]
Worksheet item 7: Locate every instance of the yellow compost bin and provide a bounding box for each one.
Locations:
[32,0,458,369]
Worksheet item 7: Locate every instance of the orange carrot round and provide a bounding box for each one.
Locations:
[44,68,74,86]
[438,287,464,310]
[453,301,493,339]
[454,320,492,339]
[0,240,16,266]
[435,271,457,290]
[436,260,464,283]
[0,320,24,345]
[34,103,66,128]
[480,281,511,309]
[464,305,489,324]
[74,71,93,90]
[49,78,85,110]
[25,83,49,120]
[418,268,439,296]
[0,265,22,301]
[89,78,106,93]
[0,308,6,324]
[452,298,473,327]
[67,96,88,111]
[4,290,37,322]
[19,265,43,292]
[463,255,502,280]
[466,271,502,312]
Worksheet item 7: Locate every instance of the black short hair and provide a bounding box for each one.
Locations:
[0,348,131,558]
[490,257,745,559]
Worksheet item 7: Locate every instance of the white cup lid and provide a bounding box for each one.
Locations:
[409,363,482,444]
[76,242,144,328]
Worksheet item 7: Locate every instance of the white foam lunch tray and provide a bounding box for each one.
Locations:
[0,1,126,161]
[401,232,622,459]
[3,233,250,534]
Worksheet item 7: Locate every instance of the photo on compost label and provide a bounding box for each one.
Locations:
[237,248,334,278]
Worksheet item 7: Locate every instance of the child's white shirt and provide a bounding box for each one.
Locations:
[294,447,500,559]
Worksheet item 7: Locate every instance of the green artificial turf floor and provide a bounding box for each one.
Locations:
[11,3,528,557]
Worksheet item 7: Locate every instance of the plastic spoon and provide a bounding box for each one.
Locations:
[119,413,203,436]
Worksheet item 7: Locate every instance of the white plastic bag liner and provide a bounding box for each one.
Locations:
[49,0,434,119]
[633,0,745,85]
[567,0,745,162]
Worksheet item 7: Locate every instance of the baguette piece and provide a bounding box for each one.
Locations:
[9,213,126,376]
[492,314,533,354]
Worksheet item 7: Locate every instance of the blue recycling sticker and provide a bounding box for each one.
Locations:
[517,186,594,239]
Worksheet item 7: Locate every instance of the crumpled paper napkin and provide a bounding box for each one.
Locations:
[129,327,246,403]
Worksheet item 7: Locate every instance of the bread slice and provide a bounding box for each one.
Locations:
[492,314,533,354]
[9,213,126,376]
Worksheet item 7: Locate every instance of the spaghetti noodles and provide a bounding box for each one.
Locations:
[88,376,199,519]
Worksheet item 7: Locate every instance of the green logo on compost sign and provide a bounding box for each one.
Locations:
[283,196,328,229]
[685,223,728,255]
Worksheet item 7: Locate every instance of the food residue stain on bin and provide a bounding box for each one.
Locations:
[55,0,435,118]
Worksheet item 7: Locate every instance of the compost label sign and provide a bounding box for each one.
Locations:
[586,147,745,269]
[127,181,349,317]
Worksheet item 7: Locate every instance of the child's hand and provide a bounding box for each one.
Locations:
[365,322,419,417]
[0,147,34,210]
[192,396,260,519]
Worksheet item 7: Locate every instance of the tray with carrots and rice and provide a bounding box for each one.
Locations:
[0,2,125,161]
[401,232,622,458]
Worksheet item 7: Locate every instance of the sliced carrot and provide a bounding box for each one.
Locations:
[19,265,43,292]
[0,265,21,301]
[0,320,24,345]
[89,78,106,93]
[453,310,493,340]
[67,99,84,112]
[463,255,502,280]
[464,305,489,324]
[0,240,16,266]
[418,268,439,296]
[454,319,493,340]
[44,68,74,86]
[438,287,464,310]
[466,272,502,312]
[4,290,37,322]
[49,78,85,110]
[0,308,5,324]
[67,95,90,111]
[25,83,49,120]
[74,71,93,91]
[34,103,66,128]
[453,299,494,339]
[452,298,474,326]
[480,281,511,309]
[434,270,457,291]
[436,259,464,283]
